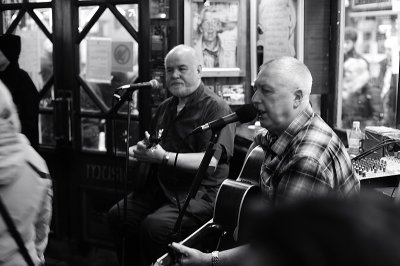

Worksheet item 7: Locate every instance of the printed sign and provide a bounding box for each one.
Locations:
[111,41,134,73]
[86,37,112,84]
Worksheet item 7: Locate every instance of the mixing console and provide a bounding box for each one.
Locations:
[353,156,400,180]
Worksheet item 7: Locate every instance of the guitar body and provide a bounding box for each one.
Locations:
[213,146,264,242]
[154,146,265,265]
[237,145,265,185]
[213,179,260,242]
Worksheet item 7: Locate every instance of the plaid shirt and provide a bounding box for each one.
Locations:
[254,105,359,205]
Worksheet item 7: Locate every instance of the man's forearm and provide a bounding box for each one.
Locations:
[165,152,218,172]
[217,245,250,266]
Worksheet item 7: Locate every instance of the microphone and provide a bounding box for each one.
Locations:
[113,79,159,99]
[116,79,159,91]
[191,104,257,134]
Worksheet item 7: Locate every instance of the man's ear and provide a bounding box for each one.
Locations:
[293,89,303,108]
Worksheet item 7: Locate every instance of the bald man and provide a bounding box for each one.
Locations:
[107,45,235,266]
[170,57,359,265]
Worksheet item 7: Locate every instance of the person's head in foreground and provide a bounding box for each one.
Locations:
[247,193,400,266]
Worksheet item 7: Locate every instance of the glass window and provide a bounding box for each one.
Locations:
[82,118,103,151]
[117,4,139,32]
[3,10,53,92]
[40,86,54,108]
[1,0,22,3]
[338,2,399,130]
[39,114,55,146]
[2,9,19,30]
[78,5,139,114]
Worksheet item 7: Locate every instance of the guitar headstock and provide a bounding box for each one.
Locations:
[145,129,163,149]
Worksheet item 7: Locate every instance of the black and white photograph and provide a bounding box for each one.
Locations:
[1,1,400,266]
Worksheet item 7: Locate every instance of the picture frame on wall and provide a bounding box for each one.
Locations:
[250,0,304,82]
[184,0,247,77]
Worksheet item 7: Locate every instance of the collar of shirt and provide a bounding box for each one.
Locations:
[270,104,314,157]
[202,37,222,53]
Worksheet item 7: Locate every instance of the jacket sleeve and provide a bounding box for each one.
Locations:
[34,179,53,265]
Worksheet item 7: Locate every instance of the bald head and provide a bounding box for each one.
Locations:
[252,57,313,136]
[165,45,201,68]
[260,56,313,97]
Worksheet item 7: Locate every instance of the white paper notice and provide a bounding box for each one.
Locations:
[86,37,112,84]
[18,30,41,73]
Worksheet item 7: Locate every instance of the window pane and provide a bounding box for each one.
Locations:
[33,8,53,33]
[2,10,54,92]
[40,86,54,108]
[339,4,399,130]
[117,4,139,32]
[78,7,139,114]
[112,120,140,154]
[82,118,104,151]
[1,0,22,3]
[2,9,19,30]
[39,113,55,146]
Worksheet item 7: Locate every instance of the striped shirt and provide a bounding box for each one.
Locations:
[254,105,359,205]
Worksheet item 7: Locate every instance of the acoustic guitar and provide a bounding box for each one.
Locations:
[154,146,265,266]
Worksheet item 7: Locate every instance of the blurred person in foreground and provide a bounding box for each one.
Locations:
[247,193,400,266]
[0,34,40,150]
[0,80,52,265]
[169,56,359,265]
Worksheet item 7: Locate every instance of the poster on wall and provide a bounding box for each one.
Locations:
[86,37,112,84]
[257,0,298,64]
[184,0,247,77]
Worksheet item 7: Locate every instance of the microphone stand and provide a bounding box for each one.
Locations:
[169,128,221,244]
[108,88,135,266]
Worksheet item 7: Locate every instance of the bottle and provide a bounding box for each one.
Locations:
[348,121,362,156]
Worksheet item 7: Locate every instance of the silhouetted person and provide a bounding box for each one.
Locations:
[0,34,40,150]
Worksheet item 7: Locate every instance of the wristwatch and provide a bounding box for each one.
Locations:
[211,251,219,266]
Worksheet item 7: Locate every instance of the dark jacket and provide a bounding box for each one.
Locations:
[0,34,39,149]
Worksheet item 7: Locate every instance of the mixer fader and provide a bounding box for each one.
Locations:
[353,156,400,180]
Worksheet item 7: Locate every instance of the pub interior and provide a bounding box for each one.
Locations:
[1,0,400,266]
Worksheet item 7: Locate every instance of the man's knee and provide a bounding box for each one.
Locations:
[140,213,169,243]
[107,203,122,228]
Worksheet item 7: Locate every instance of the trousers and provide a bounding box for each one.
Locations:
[107,179,211,266]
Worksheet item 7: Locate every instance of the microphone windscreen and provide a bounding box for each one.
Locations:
[236,104,257,123]
[149,79,160,89]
